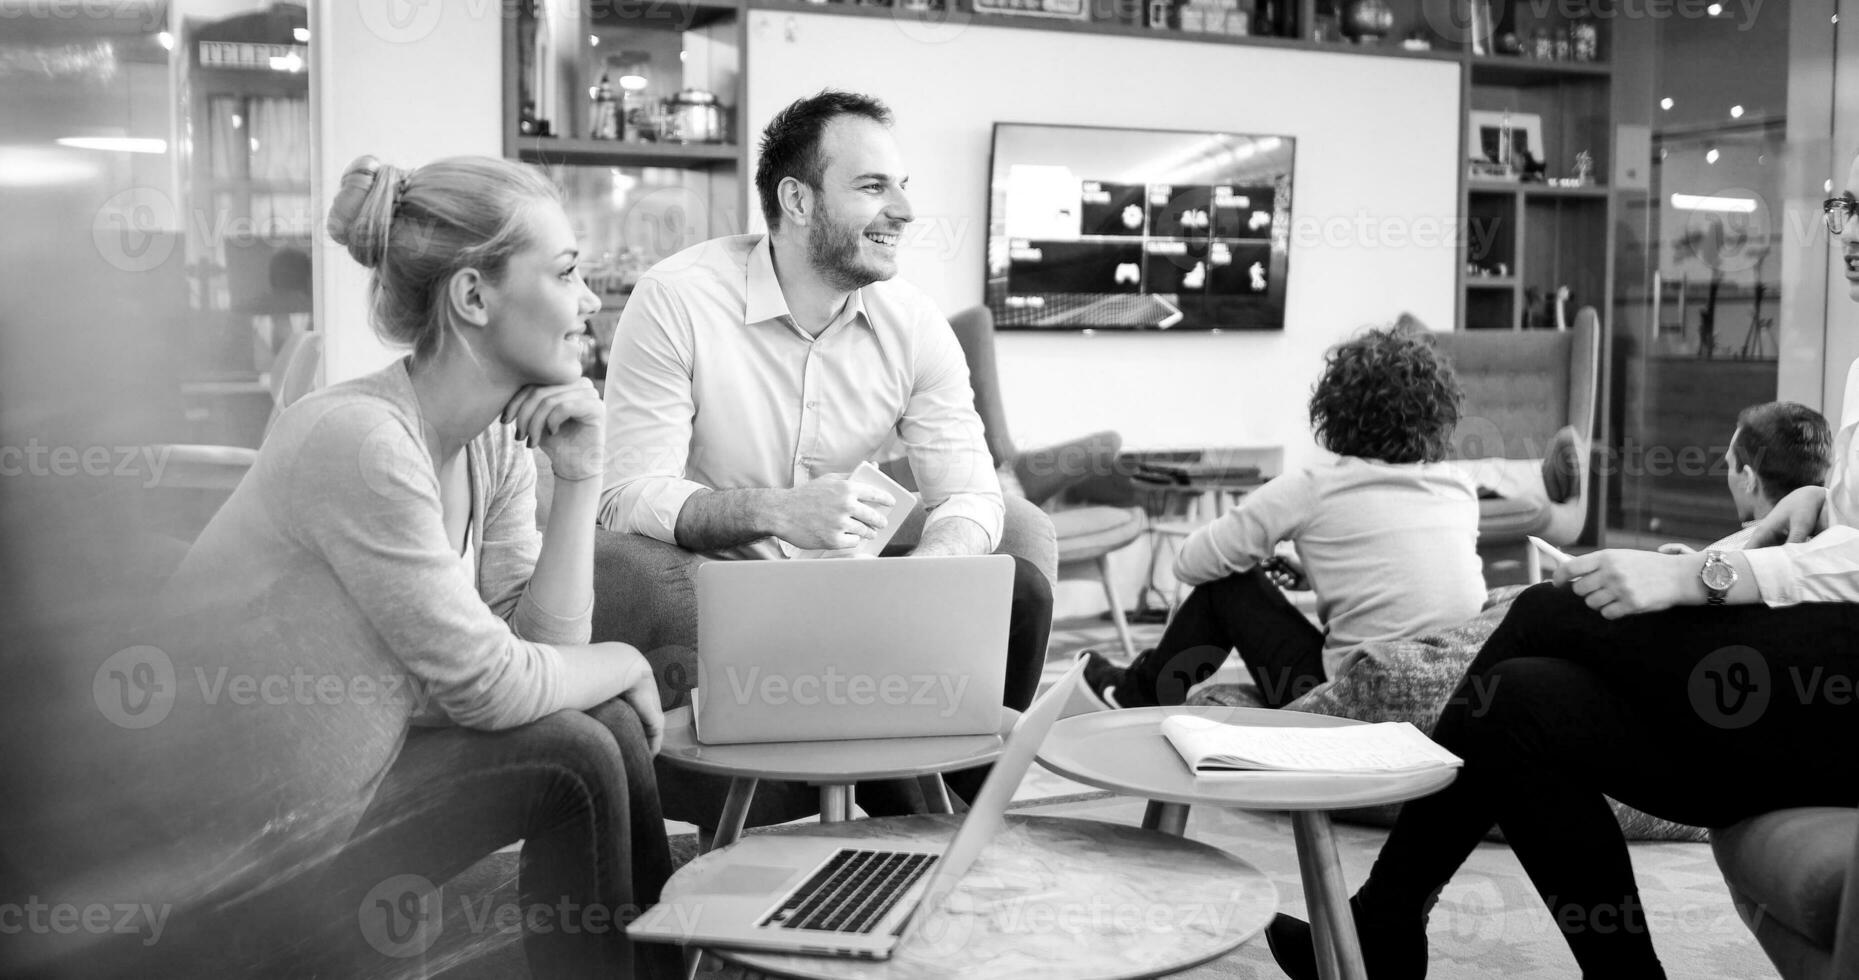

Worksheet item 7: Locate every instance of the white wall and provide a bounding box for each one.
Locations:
[312,0,504,381]
[746,11,1463,466]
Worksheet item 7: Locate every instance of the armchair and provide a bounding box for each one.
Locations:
[1428,307,1600,555]
[1712,807,1859,980]
[142,330,323,543]
[152,329,324,492]
[945,306,1147,660]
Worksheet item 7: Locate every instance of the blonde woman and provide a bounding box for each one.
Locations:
[167,155,671,977]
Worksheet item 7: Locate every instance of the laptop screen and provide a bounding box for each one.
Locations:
[899,658,1087,939]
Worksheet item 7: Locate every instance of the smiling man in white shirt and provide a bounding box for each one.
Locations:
[595,90,1054,818]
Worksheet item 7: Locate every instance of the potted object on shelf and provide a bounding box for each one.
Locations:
[1341,0,1393,44]
[589,72,619,141]
[661,89,727,144]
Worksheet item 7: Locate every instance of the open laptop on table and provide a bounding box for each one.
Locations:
[628,658,1086,959]
[691,554,1014,745]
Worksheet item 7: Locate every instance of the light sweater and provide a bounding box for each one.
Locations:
[1173,456,1486,676]
[166,358,587,736]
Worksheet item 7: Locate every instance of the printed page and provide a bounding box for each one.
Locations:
[1160,715,1463,775]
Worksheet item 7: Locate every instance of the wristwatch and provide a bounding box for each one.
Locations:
[1700,550,1737,606]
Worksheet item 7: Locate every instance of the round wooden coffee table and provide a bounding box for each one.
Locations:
[660,814,1277,980]
[1036,706,1458,980]
[657,706,1019,851]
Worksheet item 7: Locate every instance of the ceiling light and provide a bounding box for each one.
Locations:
[1730,105,1744,118]
[1660,97,1674,110]
[0,146,105,186]
[54,137,167,154]
[156,31,173,50]
[1706,148,1720,164]
[1672,193,1757,213]
[293,27,310,42]
[618,74,648,91]
[589,34,599,45]
[1707,2,1723,14]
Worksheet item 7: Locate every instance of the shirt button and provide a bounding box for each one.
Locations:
[806,401,819,410]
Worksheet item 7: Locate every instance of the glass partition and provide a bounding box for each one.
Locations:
[1605,0,1841,548]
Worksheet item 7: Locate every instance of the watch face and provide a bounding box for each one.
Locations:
[1702,560,1737,590]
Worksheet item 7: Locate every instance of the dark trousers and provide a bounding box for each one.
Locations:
[1122,567,1326,708]
[318,699,679,980]
[1362,582,1859,977]
[941,555,1053,802]
[655,555,1054,815]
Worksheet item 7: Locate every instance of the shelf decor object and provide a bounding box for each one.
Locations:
[972,0,1090,20]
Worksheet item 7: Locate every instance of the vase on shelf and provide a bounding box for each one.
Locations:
[1341,0,1393,43]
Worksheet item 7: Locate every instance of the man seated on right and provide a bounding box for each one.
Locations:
[1658,400,1830,554]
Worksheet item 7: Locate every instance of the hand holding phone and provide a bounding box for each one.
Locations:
[793,462,919,559]
[1261,555,1308,592]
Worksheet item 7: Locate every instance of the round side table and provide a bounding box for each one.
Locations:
[1036,706,1458,980]
[659,814,1277,980]
[658,706,1019,851]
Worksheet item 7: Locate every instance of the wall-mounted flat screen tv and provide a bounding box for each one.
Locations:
[984,123,1295,331]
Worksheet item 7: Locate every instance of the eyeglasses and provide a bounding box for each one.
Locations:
[1824,198,1858,236]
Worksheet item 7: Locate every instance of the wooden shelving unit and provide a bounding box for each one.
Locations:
[503,0,1617,337]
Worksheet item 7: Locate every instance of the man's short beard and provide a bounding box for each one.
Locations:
[807,198,886,292]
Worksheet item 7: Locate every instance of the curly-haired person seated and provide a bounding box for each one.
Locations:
[1081,323,1486,710]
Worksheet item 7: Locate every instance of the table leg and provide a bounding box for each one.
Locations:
[1291,810,1366,980]
[919,774,954,815]
[682,947,704,980]
[819,783,853,822]
[1142,800,1190,836]
[709,777,756,853]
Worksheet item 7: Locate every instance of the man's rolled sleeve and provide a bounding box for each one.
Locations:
[1743,525,1859,607]
[924,493,1005,547]
[898,315,1003,550]
[601,276,709,543]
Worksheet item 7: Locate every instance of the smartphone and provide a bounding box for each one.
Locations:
[794,461,920,559]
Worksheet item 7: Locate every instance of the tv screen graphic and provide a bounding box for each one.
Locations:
[985,123,1295,331]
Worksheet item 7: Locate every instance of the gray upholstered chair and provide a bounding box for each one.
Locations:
[151,329,325,492]
[1712,807,1859,980]
[945,305,1147,660]
[1429,308,1601,554]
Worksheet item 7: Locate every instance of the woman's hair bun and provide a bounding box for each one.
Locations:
[326,154,403,269]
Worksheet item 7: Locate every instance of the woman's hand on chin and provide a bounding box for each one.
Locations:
[502,378,604,481]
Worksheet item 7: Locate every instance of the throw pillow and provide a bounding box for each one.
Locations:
[1541,426,1582,504]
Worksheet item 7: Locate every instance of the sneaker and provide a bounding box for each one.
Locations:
[1076,649,1129,711]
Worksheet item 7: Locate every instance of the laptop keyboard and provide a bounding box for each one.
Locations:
[761,849,938,934]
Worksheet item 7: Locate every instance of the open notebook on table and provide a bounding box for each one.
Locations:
[1160,715,1463,778]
